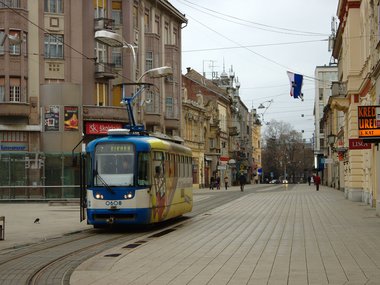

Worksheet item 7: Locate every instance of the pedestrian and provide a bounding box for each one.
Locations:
[307,176,311,186]
[216,175,220,190]
[224,175,229,190]
[314,173,321,191]
[239,174,246,192]
[210,176,215,190]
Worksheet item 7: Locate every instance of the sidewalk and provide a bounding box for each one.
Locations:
[70,184,380,285]
[0,203,91,251]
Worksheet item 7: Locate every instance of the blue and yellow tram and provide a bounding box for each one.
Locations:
[80,129,193,227]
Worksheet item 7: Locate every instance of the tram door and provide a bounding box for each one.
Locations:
[79,153,86,222]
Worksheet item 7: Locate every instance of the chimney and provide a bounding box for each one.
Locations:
[186,67,191,73]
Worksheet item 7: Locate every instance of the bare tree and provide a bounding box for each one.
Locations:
[262,120,313,183]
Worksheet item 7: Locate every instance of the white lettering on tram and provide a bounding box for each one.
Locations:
[105,201,122,206]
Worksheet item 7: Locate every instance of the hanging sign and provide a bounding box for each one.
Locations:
[349,138,371,150]
[358,106,380,138]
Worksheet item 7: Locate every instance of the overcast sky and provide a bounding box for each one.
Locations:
[170,0,339,141]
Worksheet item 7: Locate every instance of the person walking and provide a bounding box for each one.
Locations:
[307,176,311,186]
[239,174,246,192]
[216,175,220,190]
[210,176,215,190]
[314,173,321,191]
[224,175,229,190]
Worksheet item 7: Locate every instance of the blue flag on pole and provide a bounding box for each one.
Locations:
[287,71,304,101]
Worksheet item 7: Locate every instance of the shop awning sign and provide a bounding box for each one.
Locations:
[358,105,380,138]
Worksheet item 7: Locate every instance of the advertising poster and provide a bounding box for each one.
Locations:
[64,106,79,131]
[44,105,59,131]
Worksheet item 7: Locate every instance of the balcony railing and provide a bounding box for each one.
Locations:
[0,102,29,118]
[83,105,128,122]
[95,62,116,79]
[94,17,115,31]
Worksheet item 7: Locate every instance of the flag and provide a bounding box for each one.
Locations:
[287,71,304,101]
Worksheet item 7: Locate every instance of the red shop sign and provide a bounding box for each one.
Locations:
[349,138,371,150]
[85,122,123,135]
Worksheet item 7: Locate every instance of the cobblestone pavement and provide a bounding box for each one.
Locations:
[71,184,380,285]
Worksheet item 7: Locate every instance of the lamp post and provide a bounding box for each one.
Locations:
[95,30,137,80]
[327,133,336,151]
[257,99,273,124]
[94,30,173,132]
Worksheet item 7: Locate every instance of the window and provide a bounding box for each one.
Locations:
[22,32,27,56]
[112,48,122,68]
[173,27,178,46]
[0,31,4,55]
[44,34,63,59]
[94,143,135,186]
[165,97,173,117]
[10,78,20,102]
[144,9,150,32]
[44,0,63,13]
[0,0,20,8]
[95,82,108,106]
[146,91,159,113]
[154,15,160,34]
[0,79,4,102]
[9,30,21,55]
[95,42,106,63]
[145,51,153,71]
[137,152,150,186]
[164,22,170,44]
[111,1,122,25]
[0,131,27,142]
[133,4,138,29]
[94,0,106,18]
[209,138,215,149]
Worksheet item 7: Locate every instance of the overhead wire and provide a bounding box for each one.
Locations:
[175,0,328,36]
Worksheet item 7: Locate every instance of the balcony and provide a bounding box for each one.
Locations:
[94,18,115,31]
[83,105,129,122]
[95,63,116,79]
[0,102,30,118]
[229,126,239,136]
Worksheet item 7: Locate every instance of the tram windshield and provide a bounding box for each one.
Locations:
[94,143,135,186]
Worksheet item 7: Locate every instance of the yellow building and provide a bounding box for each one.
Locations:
[251,110,262,183]
[332,0,379,214]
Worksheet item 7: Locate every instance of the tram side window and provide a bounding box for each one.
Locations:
[137,152,150,186]
[153,151,164,178]
[175,154,179,177]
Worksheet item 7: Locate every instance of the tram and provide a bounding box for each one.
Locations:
[79,79,192,227]
[80,129,193,227]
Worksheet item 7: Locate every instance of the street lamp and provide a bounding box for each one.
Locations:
[257,99,273,124]
[95,30,137,79]
[328,133,336,152]
[137,66,173,82]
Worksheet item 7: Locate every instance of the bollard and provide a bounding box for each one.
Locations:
[0,216,4,240]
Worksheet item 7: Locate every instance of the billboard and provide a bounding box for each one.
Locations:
[358,105,380,138]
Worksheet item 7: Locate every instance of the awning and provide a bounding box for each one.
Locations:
[205,156,212,161]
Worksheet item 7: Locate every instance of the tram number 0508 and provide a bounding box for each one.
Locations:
[105,201,122,206]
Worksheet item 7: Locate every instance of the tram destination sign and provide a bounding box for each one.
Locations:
[358,105,380,139]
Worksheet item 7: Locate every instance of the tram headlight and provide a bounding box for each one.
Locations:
[124,192,133,199]
[95,193,104,199]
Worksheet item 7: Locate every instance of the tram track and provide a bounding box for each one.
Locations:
[0,185,278,285]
